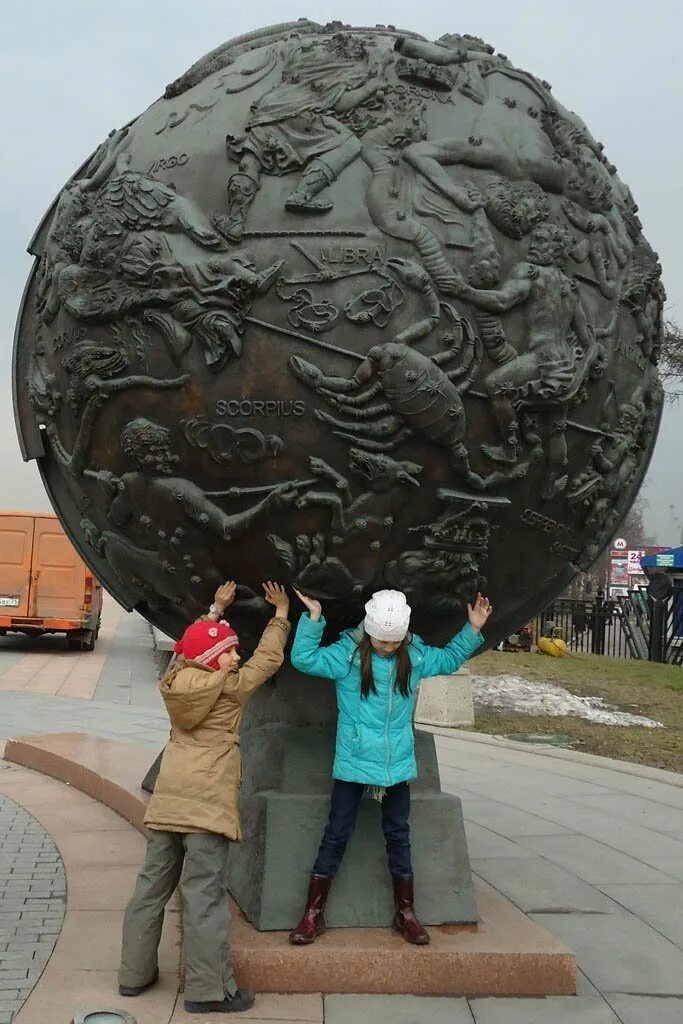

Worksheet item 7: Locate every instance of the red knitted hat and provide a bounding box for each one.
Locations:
[174,620,239,670]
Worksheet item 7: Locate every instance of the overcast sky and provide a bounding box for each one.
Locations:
[2,0,681,544]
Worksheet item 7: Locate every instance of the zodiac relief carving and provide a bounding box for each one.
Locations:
[417,487,509,551]
[275,282,339,333]
[14,21,665,643]
[385,489,510,610]
[269,531,364,598]
[216,32,393,241]
[295,448,423,538]
[385,548,482,610]
[31,337,189,477]
[620,243,665,362]
[567,374,663,542]
[289,259,500,490]
[485,181,550,239]
[182,417,285,464]
[27,338,61,420]
[270,447,425,598]
[344,275,404,327]
[36,127,284,371]
[77,417,303,614]
[287,257,507,499]
[449,224,605,498]
[155,103,218,136]
[105,418,299,538]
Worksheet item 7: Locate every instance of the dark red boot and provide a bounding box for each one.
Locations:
[392,875,430,945]
[289,875,331,945]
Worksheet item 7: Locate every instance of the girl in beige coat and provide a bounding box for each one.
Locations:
[119,581,290,1015]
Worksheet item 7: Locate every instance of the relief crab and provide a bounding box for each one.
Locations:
[289,256,488,489]
[289,259,528,491]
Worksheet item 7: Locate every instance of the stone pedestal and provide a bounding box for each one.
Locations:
[226,666,477,930]
[150,625,176,653]
[414,668,474,728]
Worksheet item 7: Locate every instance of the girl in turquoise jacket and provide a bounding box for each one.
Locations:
[288,587,492,947]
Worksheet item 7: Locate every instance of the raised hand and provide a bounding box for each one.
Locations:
[293,587,322,622]
[213,580,236,612]
[467,592,492,632]
[262,581,290,619]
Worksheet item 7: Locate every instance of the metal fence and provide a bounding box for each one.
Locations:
[533,589,683,664]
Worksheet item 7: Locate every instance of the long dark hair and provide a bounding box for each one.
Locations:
[358,634,412,699]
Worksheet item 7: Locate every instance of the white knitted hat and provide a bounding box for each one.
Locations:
[363,590,411,642]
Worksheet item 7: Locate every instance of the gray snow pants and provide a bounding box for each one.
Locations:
[119,828,237,1002]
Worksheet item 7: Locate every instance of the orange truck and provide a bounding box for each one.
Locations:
[0,512,103,651]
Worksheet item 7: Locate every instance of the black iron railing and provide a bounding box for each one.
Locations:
[532,589,683,663]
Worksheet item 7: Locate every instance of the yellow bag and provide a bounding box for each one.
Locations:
[538,636,568,658]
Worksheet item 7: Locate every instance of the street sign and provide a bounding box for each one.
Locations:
[656,553,675,567]
[610,559,629,585]
[627,549,646,574]
[613,538,627,550]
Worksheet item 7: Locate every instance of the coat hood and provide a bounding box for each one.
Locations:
[159,659,230,731]
[145,616,291,843]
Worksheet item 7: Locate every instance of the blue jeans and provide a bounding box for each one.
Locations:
[312,779,413,878]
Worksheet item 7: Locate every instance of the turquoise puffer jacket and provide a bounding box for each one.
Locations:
[291,613,484,787]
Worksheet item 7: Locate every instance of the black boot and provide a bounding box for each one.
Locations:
[289,875,332,945]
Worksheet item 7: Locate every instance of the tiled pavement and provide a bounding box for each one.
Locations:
[1,602,683,1022]
[0,763,179,1024]
[0,780,65,1024]
[431,731,683,1023]
[0,593,125,700]
[0,595,168,751]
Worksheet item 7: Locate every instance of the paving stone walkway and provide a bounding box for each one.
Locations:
[0,779,65,1023]
[0,598,168,750]
[0,594,165,709]
[1,601,683,1021]
[431,729,683,1023]
[0,690,167,750]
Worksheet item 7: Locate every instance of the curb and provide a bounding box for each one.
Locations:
[417,724,683,788]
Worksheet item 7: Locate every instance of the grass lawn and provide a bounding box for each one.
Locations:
[466,649,683,774]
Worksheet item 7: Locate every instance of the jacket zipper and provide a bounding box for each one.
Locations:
[385,666,394,786]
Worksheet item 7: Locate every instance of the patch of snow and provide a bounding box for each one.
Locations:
[471,674,664,729]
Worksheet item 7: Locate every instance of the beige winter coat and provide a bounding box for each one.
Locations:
[144,616,290,841]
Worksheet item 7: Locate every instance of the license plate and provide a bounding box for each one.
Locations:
[0,596,20,607]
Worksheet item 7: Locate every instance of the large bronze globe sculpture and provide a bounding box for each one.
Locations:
[12,20,667,935]
[14,20,664,648]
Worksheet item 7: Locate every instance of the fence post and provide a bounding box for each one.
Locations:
[647,572,673,663]
[648,599,666,663]
[591,589,605,655]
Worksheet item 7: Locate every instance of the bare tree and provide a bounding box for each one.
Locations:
[661,319,683,400]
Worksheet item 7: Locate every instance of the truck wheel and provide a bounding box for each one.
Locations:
[81,629,96,652]
[67,630,96,652]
